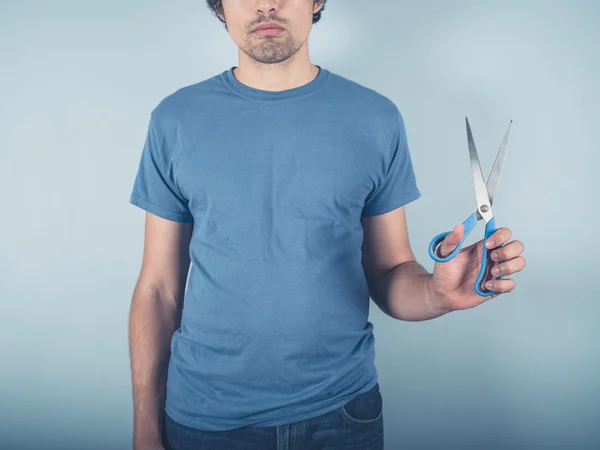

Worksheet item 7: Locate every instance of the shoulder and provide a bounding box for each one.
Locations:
[328,71,402,117]
[326,69,405,139]
[149,71,225,127]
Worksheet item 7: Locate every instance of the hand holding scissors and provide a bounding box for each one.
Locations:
[428,118,526,310]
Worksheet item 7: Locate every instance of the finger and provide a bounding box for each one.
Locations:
[486,227,512,249]
[484,278,515,293]
[489,240,525,262]
[439,223,464,258]
[490,256,526,277]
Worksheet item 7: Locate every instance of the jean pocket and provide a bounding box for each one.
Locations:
[338,382,383,426]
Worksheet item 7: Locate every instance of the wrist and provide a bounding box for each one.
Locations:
[425,273,453,316]
[134,422,163,448]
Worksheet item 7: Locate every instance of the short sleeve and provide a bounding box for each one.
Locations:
[129,114,194,223]
[361,109,421,217]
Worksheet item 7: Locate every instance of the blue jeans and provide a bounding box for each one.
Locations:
[163,382,384,450]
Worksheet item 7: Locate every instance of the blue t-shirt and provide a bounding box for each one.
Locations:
[129,65,421,431]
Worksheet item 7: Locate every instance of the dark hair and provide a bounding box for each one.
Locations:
[205,0,328,26]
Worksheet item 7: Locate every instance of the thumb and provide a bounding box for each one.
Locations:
[438,223,464,258]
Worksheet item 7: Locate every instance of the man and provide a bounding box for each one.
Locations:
[128,1,526,449]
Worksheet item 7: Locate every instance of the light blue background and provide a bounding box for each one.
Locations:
[1,1,598,449]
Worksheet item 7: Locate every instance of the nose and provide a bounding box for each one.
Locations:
[254,0,278,15]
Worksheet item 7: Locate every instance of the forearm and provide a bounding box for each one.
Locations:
[370,260,450,321]
[129,284,182,447]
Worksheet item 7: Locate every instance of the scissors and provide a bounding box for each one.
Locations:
[428,117,512,297]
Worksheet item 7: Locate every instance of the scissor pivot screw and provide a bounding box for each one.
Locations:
[480,205,489,213]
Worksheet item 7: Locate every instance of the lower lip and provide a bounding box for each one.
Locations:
[253,27,284,36]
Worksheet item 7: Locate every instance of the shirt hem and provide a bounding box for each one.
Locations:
[129,193,194,224]
[361,188,422,217]
[164,373,378,431]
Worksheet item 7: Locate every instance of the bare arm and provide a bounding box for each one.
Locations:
[361,207,448,321]
[129,212,193,448]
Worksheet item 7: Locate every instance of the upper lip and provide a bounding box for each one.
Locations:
[253,22,284,32]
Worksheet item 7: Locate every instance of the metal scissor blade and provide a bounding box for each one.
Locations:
[466,118,493,222]
[485,120,512,207]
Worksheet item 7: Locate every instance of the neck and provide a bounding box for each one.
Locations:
[233,45,319,92]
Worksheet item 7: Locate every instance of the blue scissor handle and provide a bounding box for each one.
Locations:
[428,214,503,297]
[428,213,479,262]
[475,216,503,296]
